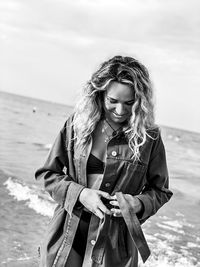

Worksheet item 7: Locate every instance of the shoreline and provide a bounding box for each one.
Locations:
[0,169,49,267]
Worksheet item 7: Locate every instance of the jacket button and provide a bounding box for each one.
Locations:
[111,151,117,157]
[91,240,96,245]
[105,183,111,187]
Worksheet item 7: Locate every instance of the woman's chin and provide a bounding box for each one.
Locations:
[109,114,128,124]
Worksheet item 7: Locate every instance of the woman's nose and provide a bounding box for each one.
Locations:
[115,104,126,115]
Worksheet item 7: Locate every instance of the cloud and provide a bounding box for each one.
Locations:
[1,0,200,132]
[1,0,200,48]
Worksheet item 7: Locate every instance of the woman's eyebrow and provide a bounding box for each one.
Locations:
[106,95,135,104]
[106,95,117,101]
[125,99,135,104]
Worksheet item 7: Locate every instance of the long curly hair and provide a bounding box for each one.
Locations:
[73,55,156,160]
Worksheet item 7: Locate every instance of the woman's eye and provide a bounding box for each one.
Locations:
[109,100,117,104]
[106,96,117,104]
[125,100,135,106]
[126,102,134,106]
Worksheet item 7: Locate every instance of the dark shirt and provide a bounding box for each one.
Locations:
[87,154,104,174]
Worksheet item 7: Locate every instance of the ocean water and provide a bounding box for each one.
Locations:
[0,91,200,267]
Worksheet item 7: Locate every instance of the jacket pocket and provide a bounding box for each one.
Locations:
[128,160,147,172]
[114,161,147,195]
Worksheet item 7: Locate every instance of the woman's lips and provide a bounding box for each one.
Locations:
[112,112,127,118]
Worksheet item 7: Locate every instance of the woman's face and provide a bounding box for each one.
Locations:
[103,81,135,125]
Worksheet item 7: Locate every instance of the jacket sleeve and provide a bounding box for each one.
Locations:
[35,118,85,216]
[134,130,173,223]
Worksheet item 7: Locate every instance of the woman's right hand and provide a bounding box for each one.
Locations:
[78,188,112,219]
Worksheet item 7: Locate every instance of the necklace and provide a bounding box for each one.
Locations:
[102,120,112,143]
[105,119,123,135]
[102,119,123,143]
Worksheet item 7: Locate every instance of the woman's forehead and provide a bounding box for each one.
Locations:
[106,81,134,101]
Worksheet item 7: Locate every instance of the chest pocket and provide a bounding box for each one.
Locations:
[113,160,147,195]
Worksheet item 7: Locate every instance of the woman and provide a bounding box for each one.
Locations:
[35,55,173,267]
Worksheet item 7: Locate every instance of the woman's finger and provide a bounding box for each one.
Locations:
[109,200,119,207]
[111,208,122,217]
[110,195,117,200]
[98,201,112,215]
[98,190,112,200]
[94,208,104,220]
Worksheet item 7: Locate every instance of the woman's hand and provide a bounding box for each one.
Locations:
[109,195,122,217]
[78,188,112,219]
[109,195,143,217]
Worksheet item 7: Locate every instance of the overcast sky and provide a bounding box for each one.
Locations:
[0,0,200,132]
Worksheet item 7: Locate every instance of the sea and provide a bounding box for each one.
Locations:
[0,90,200,267]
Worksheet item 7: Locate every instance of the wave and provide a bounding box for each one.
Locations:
[139,231,200,267]
[32,142,52,150]
[4,177,56,217]
[1,255,33,265]
[139,215,199,267]
[3,178,200,266]
[139,254,199,267]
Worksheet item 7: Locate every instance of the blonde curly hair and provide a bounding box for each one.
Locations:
[73,55,156,160]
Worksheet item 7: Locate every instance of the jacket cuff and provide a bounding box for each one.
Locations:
[64,182,85,216]
[134,195,153,221]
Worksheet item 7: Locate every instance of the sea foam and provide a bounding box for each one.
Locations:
[4,177,56,217]
[4,177,200,267]
[138,238,199,267]
[139,256,200,267]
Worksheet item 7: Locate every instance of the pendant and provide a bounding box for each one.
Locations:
[102,128,109,143]
[102,121,112,143]
[104,136,109,143]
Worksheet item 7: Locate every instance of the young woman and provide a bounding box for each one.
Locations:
[35,55,173,267]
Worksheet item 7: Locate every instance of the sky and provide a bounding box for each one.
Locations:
[0,0,200,133]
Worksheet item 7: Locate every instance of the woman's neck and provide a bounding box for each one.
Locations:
[104,117,127,131]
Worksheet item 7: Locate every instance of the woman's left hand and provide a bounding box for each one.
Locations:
[109,194,143,217]
[109,195,122,217]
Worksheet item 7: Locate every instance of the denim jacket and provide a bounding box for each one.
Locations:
[35,115,173,267]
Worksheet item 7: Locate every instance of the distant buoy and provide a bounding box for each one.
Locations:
[167,135,173,139]
[33,107,37,113]
[44,144,52,150]
[174,136,180,142]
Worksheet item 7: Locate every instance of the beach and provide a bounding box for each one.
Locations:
[0,91,200,267]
